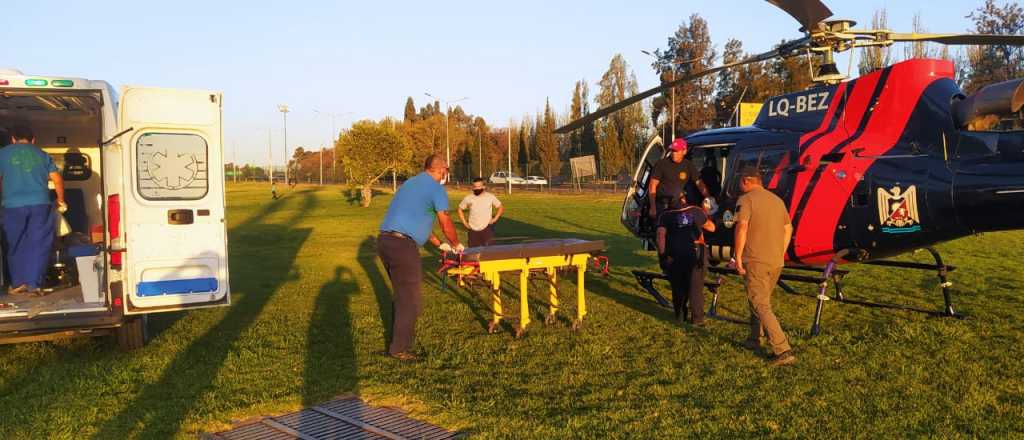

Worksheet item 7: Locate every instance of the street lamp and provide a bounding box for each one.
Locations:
[641,51,702,143]
[277,104,290,185]
[313,109,353,184]
[424,92,468,179]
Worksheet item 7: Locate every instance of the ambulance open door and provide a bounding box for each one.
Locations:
[118,86,229,314]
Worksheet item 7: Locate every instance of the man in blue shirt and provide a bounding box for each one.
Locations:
[378,153,462,361]
[0,126,65,294]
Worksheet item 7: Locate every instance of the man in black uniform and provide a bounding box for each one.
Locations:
[648,138,710,221]
[656,193,716,325]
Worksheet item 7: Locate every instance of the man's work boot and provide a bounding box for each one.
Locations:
[767,350,797,367]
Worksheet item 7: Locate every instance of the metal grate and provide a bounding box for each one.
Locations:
[205,397,462,440]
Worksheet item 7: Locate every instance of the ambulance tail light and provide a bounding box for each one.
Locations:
[108,194,122,266]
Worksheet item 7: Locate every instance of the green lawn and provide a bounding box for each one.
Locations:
[2,182,1024,439]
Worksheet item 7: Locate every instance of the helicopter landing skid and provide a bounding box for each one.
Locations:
[860,246,961,319]
[630,270,724,318]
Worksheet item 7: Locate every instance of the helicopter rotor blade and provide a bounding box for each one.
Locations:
[765,0,833,31]
[555,38,810,134]
[885,33,1024,46]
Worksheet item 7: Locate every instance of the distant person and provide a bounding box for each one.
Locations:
[656,192,715,325]
[271,181,278,200]
[458,178,504,247]
[378,154,463,361]
[0,126,65,295]
[733,165,795,367]
[648,138,710,221]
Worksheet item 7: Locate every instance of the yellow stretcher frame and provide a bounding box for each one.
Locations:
[446,253,592,338]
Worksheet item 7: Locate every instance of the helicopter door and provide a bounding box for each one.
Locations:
[620,136,665,240]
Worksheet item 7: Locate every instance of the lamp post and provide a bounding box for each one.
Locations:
[313,109,353,184]
[641,51,702,143]
[277,104,290,185]
[424,92,468,180]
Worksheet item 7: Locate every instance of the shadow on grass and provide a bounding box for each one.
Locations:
[301,267,359,406]
[89,190,319,439]
[356,237,392,353]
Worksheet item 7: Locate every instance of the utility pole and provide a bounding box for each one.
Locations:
[425,92,468,179]
[266,128,273,184]
[278,104,290,185]
[507,120,512,195]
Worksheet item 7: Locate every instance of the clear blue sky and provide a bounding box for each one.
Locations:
[6,0,987,164]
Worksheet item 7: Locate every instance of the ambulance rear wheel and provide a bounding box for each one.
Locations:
[116,315,149,351]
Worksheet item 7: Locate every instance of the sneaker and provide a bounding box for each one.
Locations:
[7,285,28,296]
[388,351,420,362]
[767,350,797,367]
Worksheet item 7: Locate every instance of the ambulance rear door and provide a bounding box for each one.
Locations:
[118,86,229,314]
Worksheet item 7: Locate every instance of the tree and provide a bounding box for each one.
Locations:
[963,0,1024,93]
[337,120,410,207]
[403,97,417,123]
[904,12,937,60]
[658,14,717,135]
[597,54,646,178]
[536,98,560,181]
[859,9,892,75]
[714,38,745,126]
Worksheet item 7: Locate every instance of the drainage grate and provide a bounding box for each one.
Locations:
[205,397,462,440]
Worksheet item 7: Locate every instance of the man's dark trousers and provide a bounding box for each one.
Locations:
[467,225,494,248]
[666,248,706,324]
[4,204,55,289]
[377,233,423,355]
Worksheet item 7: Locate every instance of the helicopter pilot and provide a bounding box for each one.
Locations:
[656,191,715,325]
[648,138,711,222]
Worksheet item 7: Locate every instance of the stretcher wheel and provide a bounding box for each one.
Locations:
[514,327,525,339]
[487,321,500,334]
[571,319,584,332]
[544,313,557,325]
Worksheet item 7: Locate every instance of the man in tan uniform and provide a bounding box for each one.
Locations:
[733,166,795,366]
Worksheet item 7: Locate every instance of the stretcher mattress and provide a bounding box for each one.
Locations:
[463,239,605,262]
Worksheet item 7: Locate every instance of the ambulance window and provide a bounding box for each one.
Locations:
[136,133,209,200]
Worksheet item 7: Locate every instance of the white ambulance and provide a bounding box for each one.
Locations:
[0,69,229,349]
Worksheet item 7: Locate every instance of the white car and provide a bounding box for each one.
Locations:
[489,171,526,184]
[525,176,548,185]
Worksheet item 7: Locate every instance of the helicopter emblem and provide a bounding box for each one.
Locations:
[877,185,921,233]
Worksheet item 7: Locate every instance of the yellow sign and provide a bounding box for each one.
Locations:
[739,103,764,126]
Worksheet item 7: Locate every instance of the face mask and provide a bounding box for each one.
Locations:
[473,189,484,196]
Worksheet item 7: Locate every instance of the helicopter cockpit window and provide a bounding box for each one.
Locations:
[725,147,791,199]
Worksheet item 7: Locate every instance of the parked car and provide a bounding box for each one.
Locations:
[489,171,526,184]
[525,176,548,185]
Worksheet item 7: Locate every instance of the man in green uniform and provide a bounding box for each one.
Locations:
[733,166,795,366]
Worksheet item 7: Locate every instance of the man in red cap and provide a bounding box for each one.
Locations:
[647,138,709,221]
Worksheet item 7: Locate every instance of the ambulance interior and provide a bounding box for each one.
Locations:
[0,91,108,317]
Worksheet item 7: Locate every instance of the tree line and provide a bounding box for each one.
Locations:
[233,0,1022,207]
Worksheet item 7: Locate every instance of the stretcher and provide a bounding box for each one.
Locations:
[439,239,608,337]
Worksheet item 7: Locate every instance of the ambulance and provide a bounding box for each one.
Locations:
[0,69,229,349]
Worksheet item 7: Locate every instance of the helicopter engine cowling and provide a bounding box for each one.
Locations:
[952,78,1024,130]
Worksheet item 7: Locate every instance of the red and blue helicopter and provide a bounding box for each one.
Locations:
[557,0,1024,334]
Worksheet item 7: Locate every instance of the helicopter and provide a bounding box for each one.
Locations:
[555,0,1024,335]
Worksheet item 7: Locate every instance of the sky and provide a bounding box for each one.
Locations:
[5,0,991,165]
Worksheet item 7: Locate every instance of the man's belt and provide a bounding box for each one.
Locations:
[380,230,413,240]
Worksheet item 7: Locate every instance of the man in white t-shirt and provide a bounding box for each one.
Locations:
[458,177,504,247]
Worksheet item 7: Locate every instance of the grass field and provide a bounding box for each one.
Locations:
[2,182,1024,439]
